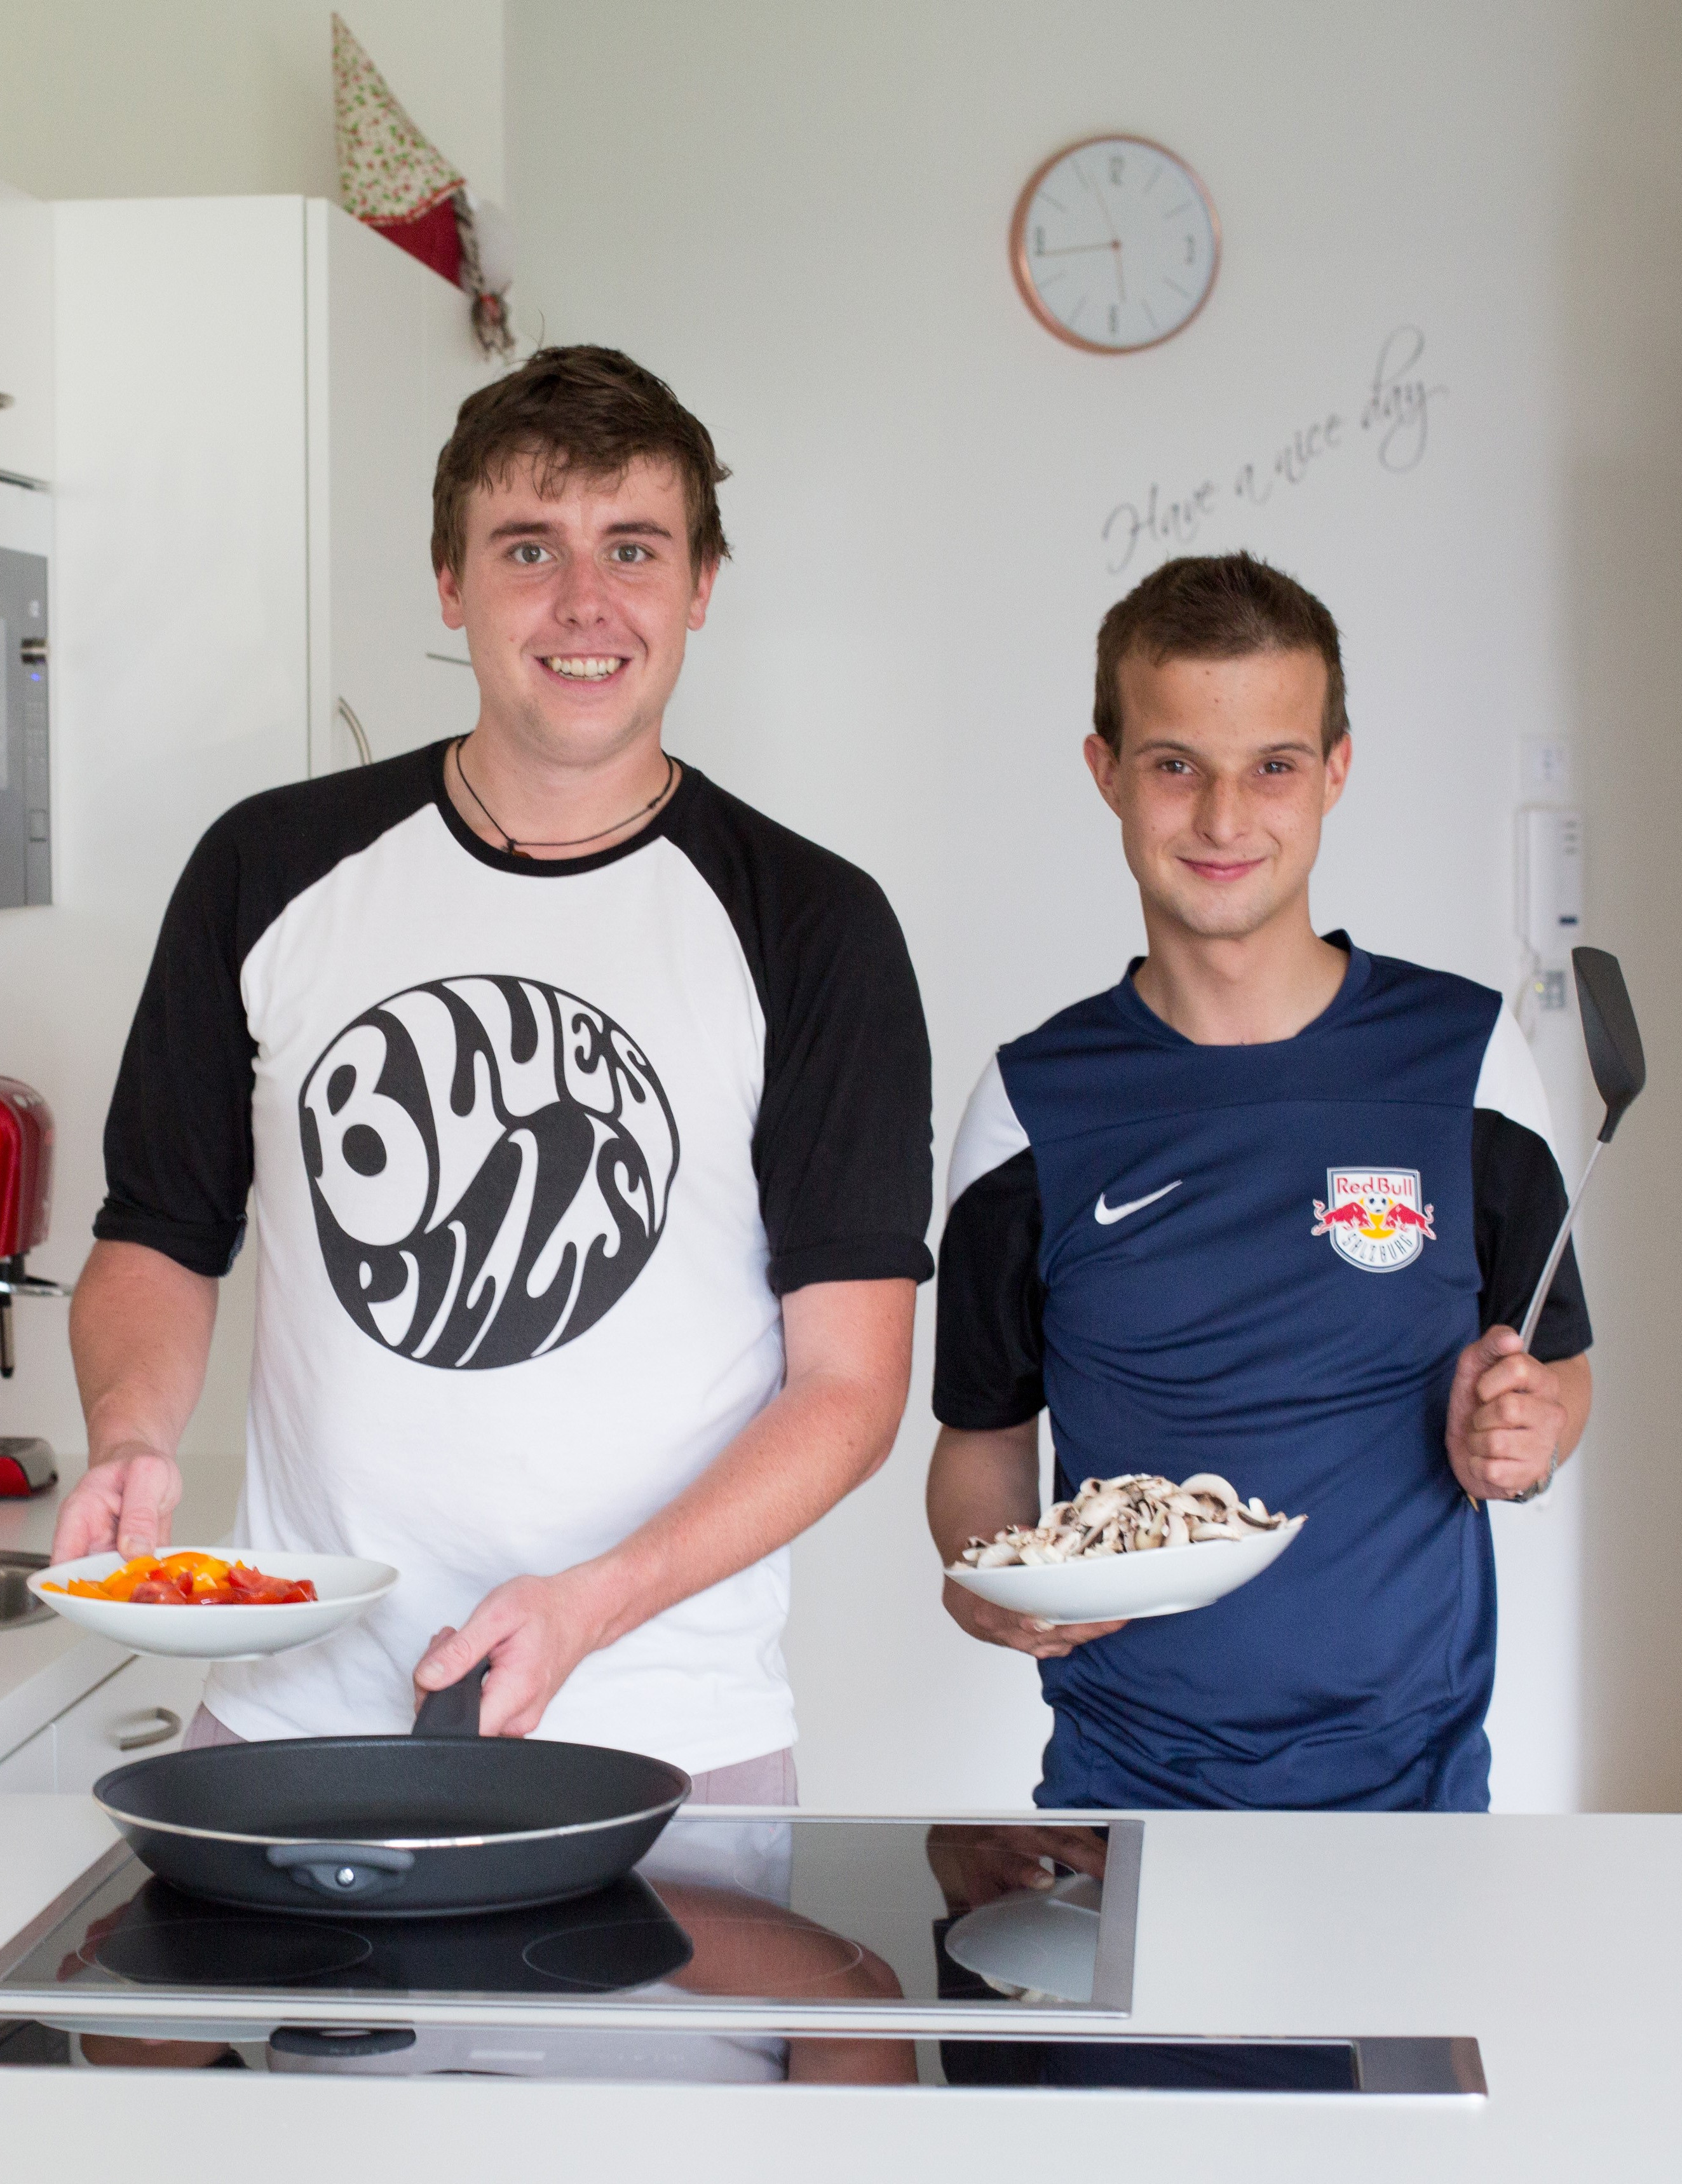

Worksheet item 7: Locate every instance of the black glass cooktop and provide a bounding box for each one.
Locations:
[3,1816,1126,2018]
[0,1815,1483,2094]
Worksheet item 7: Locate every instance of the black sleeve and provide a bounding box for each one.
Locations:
[93,745,440,1279]
[754,868,933,1294]
[93,814,257,1277]
[933,1150,1046,1428]
[1472,1109,1592,1360]
[668,773,933,1295]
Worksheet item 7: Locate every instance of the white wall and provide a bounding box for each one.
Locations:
[0,0,503,207]
[508,0,1682,1812]
[1557,9,1682,1814]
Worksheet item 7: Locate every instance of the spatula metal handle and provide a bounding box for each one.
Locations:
[1517,1138,1601,1353]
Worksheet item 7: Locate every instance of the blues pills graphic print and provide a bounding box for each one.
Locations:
[300,977,679,1369]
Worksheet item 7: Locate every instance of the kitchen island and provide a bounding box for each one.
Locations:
[1,1791,1674,2178]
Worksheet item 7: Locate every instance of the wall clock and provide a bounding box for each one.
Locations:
[1010,135,1220,353]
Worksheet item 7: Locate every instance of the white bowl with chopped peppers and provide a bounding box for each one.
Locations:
[28,1548,398,1658]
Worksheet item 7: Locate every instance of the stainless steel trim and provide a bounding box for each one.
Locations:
[1,1549,54,1631]
[1,1988,1194,2039]
[93,1786,689,1854]
[2,1977,1491,2087]
[1355,2035,1488,2096]
[1090,1816,1143,2012]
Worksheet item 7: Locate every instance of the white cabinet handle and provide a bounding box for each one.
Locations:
[113,1707,182,1753]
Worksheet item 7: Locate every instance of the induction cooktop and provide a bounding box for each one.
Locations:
[0,1812,1484,2094]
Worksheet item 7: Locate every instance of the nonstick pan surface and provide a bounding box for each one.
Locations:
[92,1664,690,1919]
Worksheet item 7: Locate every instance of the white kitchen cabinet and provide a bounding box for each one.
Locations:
[0,1719,55,1792]
[306,201,494,772]
[0,1654,207,1794]
[52,194,498,803]
[0,203,501,1458]
[50,1653,207,1793]
[0,180,53,484]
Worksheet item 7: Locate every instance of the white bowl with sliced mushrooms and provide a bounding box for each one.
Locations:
[947,1472,1305,1624]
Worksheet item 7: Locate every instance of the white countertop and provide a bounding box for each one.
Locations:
[1,1798,1676,2178]
[0,1453,244,1754]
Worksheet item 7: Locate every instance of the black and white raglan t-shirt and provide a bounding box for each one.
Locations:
[95,745,933,1772]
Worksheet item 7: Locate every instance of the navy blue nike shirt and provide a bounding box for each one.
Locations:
[934,938,1591,1813]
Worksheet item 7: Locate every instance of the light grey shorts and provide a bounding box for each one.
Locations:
[181,1704,797,1806]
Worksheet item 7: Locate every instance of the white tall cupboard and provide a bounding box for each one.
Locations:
[0,180,53,484]
[0,195,498,1461]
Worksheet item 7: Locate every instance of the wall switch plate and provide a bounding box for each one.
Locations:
[1519,737,1573,801]
[1518,806,1584,969]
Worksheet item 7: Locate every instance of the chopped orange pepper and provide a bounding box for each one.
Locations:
[44,1552,315,1605]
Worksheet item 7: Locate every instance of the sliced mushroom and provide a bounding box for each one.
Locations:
[951,1469,1294,1571]
[1178,1472,1240,1509]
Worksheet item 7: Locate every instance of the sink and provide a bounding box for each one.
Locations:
[0,1551,55,1631]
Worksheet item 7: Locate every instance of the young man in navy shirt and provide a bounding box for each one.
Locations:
[927,553,1592,1812]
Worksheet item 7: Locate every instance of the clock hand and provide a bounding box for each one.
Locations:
[1071,156,1123,246]
[1033,240,1121,258]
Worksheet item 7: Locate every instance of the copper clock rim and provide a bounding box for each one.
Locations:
[1008,132,1222,356]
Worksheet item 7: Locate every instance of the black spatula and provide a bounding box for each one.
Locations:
[1517,947,1647,1350]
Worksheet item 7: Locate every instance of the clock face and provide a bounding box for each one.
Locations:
[1010,136,1220,353]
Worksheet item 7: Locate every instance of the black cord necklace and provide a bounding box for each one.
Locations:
[451,738,676,855]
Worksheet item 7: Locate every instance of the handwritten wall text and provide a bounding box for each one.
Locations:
[1100,325,1448,578]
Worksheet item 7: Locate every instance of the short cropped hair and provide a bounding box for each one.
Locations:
[1094,552,1349,757]
[431,344,731,578]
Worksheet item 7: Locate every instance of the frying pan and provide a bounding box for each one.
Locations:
[92,1663,690,1920]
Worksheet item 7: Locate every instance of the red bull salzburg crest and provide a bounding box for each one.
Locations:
[1311,1168,1435,1272]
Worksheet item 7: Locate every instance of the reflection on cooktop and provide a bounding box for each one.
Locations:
[521,1908,692,1991]
[95,1912,372,1987]
[71,1875,693,1998]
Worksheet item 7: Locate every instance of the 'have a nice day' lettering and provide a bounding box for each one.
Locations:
[1101,326,1448,576]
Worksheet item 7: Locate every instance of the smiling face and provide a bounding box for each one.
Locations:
[437,452,716,767]
[1085,648,1351,944]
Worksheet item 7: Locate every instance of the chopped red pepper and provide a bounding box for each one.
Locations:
[46,1552,317,1605]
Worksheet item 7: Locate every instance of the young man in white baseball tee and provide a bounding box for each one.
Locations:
[57,346,933,1798]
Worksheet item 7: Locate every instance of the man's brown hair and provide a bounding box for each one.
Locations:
[1093,552,1349,757]
[431,344,731,579]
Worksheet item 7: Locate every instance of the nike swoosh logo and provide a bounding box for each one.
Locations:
[1094,1179,1183,1226]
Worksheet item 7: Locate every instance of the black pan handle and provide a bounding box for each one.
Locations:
[412,1655,491,1739]
[266,1842,416,1900]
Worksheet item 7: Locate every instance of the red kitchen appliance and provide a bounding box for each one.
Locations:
[0,1075,67,1494]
